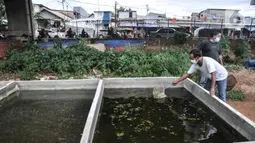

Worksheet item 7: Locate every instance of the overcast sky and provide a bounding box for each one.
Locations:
[32,0,255,17]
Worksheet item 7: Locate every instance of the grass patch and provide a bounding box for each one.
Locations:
[227,90,246,101]
[225,64,243,72]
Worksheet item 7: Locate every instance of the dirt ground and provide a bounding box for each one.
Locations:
[0,73,20,81]
[227,69,255,122]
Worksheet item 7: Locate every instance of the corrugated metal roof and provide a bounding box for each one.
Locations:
[41,8,72,21]
[52,10,76,19]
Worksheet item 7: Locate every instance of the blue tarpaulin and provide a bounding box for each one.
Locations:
[37,40,80,48]
[244,60,255,70]
[96,40,145,48]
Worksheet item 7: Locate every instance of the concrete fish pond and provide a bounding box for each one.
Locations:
[93,89,246,143]
[0,78,254,143]
[0,90,95,143]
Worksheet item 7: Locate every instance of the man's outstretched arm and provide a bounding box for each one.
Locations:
[172,74,190,85]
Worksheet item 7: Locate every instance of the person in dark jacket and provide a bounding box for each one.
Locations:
[197,31,223,87]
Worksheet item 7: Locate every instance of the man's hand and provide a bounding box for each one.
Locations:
[172,80,179,86]
[210,88,215,96]
[172,74,190,86]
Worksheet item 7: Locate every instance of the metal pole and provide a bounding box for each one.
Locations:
[97,20,99,37]
[62,0,66,29]
[193,19,196,33]
[115,1,117,29]
[146,4,149,38]
[167,19,169,39]
[220,19,223,32]
[250,17,253,38]
[76,12,78,35]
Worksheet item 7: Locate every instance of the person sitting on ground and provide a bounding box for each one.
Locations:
[172,49,228,102]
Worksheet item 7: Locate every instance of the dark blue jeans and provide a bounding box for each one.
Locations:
[204,78,227,102]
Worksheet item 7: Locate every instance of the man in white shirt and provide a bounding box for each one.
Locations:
[172,49,228,102]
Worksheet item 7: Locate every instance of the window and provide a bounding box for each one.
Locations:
[129,12,132,18]
[168,29,175,33]
[211,14,216,20]
[158,29,167,33]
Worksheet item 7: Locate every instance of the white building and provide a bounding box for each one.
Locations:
[33,4,74,30]
[118,11,137,20]
[198,9,244,24]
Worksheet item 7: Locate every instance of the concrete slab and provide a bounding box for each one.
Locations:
[88,43,106,52]
[104,77,182,88]
[15,79,99,90]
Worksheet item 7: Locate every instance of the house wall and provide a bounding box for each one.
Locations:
[94,11,112,25]
[201,9,243,24]
[74,7,88,19]
[94,12,104,18]
[119,11,137,19]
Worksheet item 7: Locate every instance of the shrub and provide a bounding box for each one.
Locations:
[234,40,251,62]
[227,90,245,101]
[173,32,188,44]
[0,41,192,80]
[225,64,243,72]
[220,37,231,55]
[0,40,102,79]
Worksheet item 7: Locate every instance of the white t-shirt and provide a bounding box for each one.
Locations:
[187,57,228,81]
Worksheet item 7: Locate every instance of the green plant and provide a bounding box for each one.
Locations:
[173,32,188,44]
[53,39,62,49]
[220,37,231,55]
[0,40,102,79]
[115,48,151,77]
[234,40,251,62]
[189,72,200,83]
[0,41,192,80]
[225,64,243,72]
[98,50,118,75]
[227,90,245,101]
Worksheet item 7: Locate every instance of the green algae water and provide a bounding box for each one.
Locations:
[93,89,247,143]
[0,90,95,143]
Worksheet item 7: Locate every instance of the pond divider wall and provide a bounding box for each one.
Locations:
[15,79,99,90]
[80,80,104,143]
[184,79,255,141]
[0,77,254,142]
[0,81,19,101]
[104,77,183,89]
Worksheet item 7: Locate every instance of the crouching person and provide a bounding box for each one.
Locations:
[172,49,228,102]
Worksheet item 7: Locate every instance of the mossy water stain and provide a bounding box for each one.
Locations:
[0,99,92,143]
[93,96,246,143]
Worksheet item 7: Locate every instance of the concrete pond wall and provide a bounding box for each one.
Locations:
[0,77,254,143]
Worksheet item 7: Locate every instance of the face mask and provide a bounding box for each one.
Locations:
[190,59,197,64]
[215,37,221,42]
